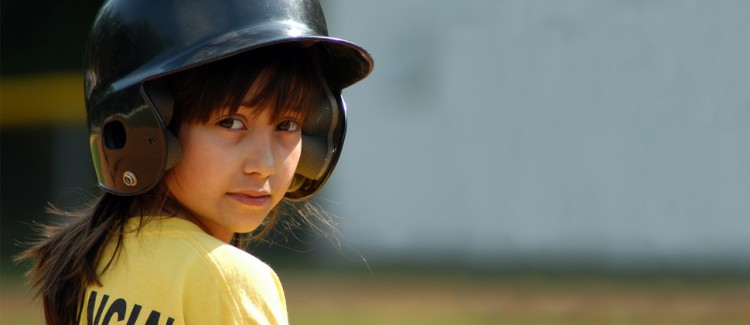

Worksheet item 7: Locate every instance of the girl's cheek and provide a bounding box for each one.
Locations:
[276,133,302,153]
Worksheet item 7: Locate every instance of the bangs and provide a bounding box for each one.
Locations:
[168,44,324,132]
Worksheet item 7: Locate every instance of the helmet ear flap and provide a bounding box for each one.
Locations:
[142,79,182,170]
[287,82,345,200]
[165,132,182,170]
[296,87,338,180]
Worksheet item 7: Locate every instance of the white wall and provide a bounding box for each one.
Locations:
[318,0,750,270]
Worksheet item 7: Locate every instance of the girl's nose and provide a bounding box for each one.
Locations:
[241,127,276,177]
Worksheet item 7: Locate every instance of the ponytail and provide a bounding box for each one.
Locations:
[17,192,134,325]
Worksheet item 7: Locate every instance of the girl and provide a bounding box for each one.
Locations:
[17,0,373,324]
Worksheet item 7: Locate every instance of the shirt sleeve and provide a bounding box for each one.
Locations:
[180,244,288,325]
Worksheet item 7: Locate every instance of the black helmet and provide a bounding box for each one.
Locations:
[85,0,373,200]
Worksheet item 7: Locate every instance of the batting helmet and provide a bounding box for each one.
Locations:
[84,0,373,200]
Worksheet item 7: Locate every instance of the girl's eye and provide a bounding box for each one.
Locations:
[217,118,245,130]
[277,120,300,132]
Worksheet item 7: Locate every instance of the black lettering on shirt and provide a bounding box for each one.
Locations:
[87,291,108,325]
[127,304,142,325]
[103,298,126,323]
[85,290,176,325]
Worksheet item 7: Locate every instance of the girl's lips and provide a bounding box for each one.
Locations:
[227,192,271,207]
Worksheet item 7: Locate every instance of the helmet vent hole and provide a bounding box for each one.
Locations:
[103,120,127,150]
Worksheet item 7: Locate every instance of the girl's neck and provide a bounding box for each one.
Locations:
[138,184,236,243]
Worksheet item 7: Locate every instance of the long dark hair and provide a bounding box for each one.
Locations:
[17,193,136,325]
[17,43,334,324]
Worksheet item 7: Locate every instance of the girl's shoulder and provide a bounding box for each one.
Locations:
[113,217,287,324]
[124,216,276,278]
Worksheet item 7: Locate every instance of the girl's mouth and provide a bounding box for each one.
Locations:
[227,192,271,207]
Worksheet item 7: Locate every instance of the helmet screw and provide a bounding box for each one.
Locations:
[123,171,138,187]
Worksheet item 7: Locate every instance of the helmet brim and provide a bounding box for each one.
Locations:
[140,27,373,91]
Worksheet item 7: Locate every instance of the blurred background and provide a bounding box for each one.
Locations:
[2,0,749,324]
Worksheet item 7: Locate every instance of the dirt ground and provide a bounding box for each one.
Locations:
[282,270,750,325]
[3,270,749,325]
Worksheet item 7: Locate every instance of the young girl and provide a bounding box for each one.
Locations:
[18,0,373,324]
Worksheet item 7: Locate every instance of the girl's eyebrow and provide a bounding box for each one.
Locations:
[238,96,257,107]
[239,97,270,110]
[236,100,267,113]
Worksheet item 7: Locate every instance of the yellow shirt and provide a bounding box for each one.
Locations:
[78,217,288,325]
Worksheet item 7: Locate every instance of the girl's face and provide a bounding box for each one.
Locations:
[164,94,303,243]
